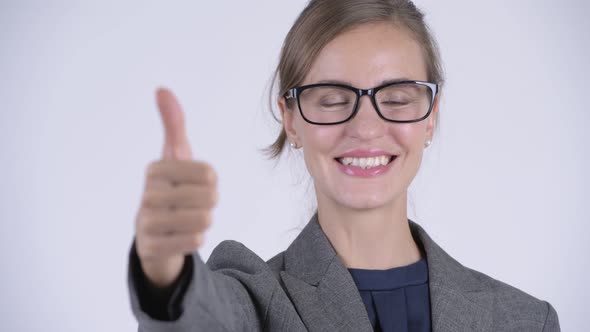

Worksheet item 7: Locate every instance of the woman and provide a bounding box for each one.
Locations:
[128,0,560,331]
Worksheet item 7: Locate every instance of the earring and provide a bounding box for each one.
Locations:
[289,141,300,149]
[424,140,432,148]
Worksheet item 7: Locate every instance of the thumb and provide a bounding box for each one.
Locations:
[156,87,193,160]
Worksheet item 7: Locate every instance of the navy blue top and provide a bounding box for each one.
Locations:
[348,258,431,332]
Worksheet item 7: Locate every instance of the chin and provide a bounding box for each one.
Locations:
[335,191,395,211]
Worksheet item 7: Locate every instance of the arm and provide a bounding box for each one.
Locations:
[128,244,262,332]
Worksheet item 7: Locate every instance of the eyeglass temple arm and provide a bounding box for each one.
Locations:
[284,89,296,99]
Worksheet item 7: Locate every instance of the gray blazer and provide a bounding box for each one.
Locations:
[129,215,560,331]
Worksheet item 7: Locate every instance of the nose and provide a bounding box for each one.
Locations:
[345,95,386,140]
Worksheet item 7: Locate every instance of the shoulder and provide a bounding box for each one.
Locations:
[410,220,560,330]
[462,265,560,330]
[207,240,272,271]
[206,240,286,283]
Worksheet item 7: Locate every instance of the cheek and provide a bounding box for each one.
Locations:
[389,122,428,152]
[296,121,343,172]
[296,118,342,151]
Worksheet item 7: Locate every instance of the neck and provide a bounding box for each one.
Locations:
[316,192,422,270]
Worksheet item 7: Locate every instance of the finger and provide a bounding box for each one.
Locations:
[139,233,204,259]
[139,208,212,235]
[156,87,193,160]
[146,159,217,186]
[142,185,218,209]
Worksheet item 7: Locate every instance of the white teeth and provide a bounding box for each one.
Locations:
[338,155,392,169]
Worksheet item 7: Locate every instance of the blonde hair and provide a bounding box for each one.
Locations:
[266,0,444,158]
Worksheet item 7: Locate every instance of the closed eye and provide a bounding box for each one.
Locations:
[381,101,408,106]
[321,101,351,107]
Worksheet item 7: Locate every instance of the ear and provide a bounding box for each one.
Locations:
[278,97,300,145]
[425,95,440,141]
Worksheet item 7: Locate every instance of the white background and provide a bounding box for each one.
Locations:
[1,0,588,330]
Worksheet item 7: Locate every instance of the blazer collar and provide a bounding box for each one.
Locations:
[281,214,494,332]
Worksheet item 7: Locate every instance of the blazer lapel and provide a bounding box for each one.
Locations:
[280,214,372,332]
[280,214,494,332]
[409,221,494,332]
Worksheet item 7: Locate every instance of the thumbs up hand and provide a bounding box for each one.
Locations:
[135,88,218,288]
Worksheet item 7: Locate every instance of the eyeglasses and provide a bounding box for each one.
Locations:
[284,80,438,125]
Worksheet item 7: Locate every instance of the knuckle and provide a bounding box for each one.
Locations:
[206,167,218,185]
[141,191,156,208]
[139,213,159,233]
[146,160,179,184]
[197,191,214,208]
[198,162,217,184]
[145,160,163,180]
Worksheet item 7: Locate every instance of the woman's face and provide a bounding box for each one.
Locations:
[280,22,438,211]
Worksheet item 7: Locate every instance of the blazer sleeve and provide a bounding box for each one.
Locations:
[128,240,278,332]
[542,301,561,332]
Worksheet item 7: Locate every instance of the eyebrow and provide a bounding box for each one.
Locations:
[312,77,415,87]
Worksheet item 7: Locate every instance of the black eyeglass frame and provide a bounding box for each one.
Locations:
[284,80,439,125]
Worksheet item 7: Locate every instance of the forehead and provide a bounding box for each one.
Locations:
[303,22,427,88]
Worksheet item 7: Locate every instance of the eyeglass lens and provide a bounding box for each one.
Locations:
[298,83,433,123]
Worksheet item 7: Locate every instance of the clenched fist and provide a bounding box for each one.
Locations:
[135,88,218,288]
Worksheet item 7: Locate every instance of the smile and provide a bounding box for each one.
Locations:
[336,155,395,169]
[334,152,397,177]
